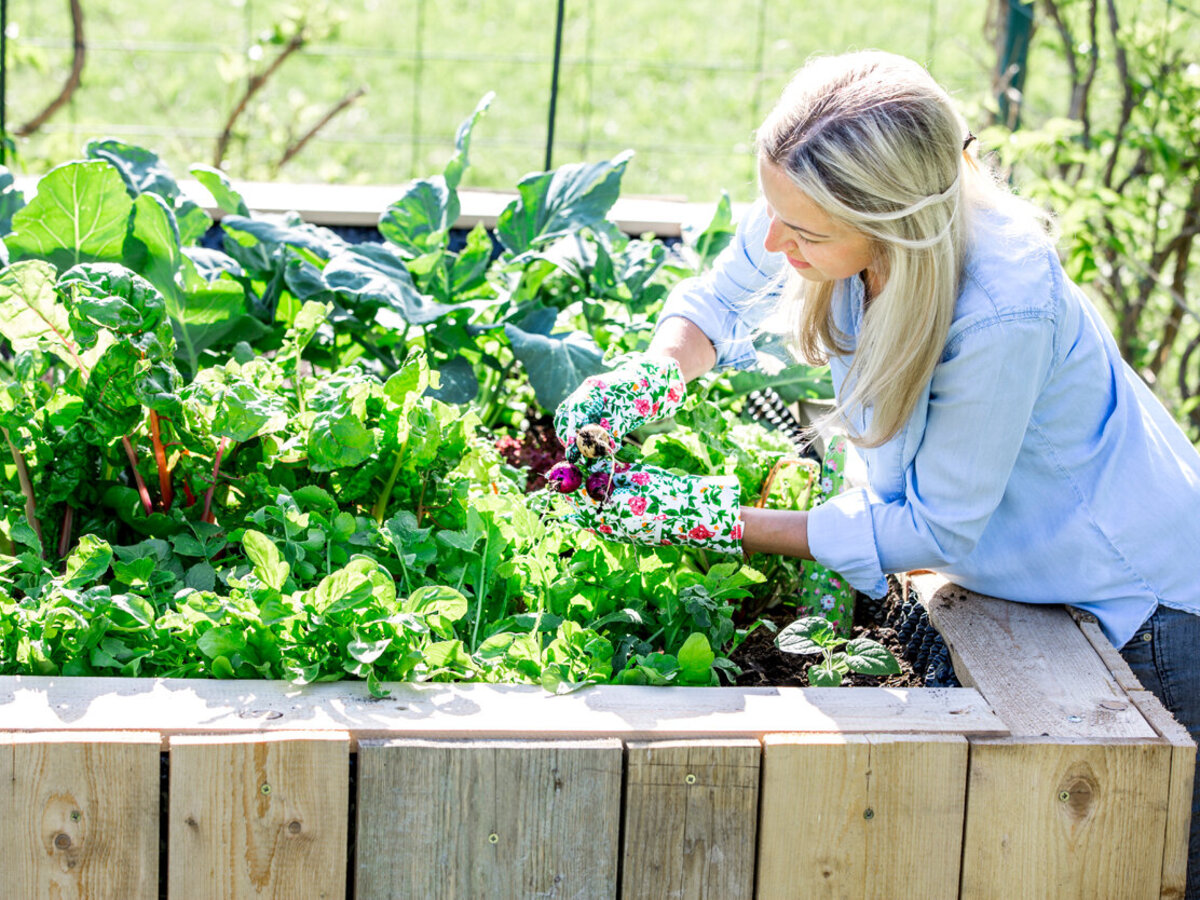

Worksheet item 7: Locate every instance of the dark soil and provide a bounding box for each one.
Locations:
[730,579,924,688]
[495,412,565,493]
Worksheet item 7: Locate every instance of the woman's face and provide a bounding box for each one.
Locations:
[758,158,880,292]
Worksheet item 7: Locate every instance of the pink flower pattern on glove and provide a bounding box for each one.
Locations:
[563,463,742,556]
[553,356,687,466]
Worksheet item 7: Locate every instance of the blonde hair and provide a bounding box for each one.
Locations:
[757,51,1036,448]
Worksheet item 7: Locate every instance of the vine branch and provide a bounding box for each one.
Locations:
[16,0,85,138]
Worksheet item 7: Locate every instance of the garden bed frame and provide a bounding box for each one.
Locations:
[1,572,1193,899]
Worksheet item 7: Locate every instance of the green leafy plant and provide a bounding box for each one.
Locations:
[775,616,900,687]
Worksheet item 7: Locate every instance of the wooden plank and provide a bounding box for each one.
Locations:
[756,733,967,899]
[1067,607,1145,693]
[355,738,621,900]
[907,573,1155,739]
[0,676,1007,744]
[167,731,349,900]
[1126,689,1197,900]
[961,736,1173,899]
[0,731,160,899]
[621,739,760,900]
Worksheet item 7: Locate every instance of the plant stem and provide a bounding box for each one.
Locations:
[201,437,230,524]
[470,530,491,651]
[2,426,42,551]
[372,450,406,524]
[58,506,74,559]
[148,411,173,510]
[121,436,154,516]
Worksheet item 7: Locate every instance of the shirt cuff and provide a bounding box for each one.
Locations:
[807,488,888,597]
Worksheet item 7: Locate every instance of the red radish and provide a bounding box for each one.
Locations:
[546,461,583,494]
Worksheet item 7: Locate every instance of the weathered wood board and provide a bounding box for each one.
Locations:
[0,731,160,900]
[167,731,349,900]
[756,732,968,899]
[907,574,1155,739]
[355,738,622,900]
[0,676,1006,745]
[621,739,760,900]
[960,736,1173,900]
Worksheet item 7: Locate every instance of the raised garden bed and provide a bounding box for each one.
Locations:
[1,573,1192,899]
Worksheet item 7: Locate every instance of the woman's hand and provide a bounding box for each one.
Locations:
[553,356,687,465]
[561,462,744,555]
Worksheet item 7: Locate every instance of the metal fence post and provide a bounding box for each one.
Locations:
[545,0,566,171]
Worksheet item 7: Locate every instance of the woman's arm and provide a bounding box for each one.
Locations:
[740,506,812,559]
[646,315,718,382]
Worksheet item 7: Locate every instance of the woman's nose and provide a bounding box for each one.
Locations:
[763,216,789,254]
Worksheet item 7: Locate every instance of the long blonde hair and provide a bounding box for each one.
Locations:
[757,51,1007,448]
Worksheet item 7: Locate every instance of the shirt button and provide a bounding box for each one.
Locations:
[1141,632,1153,642]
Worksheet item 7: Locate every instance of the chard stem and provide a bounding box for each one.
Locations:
[148,411,173,510]
[201,437,230,524]
[2,426,43,551]
[121,436,154,516]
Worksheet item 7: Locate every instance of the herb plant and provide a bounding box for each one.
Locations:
[775,616,901,687]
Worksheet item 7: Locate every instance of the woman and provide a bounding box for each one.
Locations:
[553,50,1200,895]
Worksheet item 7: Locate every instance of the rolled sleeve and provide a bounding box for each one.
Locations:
[657,200,784,370]
[808,488,888,597]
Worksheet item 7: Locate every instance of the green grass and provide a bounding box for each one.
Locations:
[1,0,1064,202]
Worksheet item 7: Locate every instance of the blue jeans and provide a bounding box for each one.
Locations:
[1120,605,1200,900]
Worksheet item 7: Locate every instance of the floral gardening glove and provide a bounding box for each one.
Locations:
[800,436,856,633]
[560,462,744,555]
[553,356,687,466]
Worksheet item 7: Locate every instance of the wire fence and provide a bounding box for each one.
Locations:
[5,0,993,201]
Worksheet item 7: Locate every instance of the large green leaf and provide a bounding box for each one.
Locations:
[189,164,250,217]
[496,151,633,254]
[504,321,606,412]
[57,263,167,349]
[378,178,452,258]
[7,161,132,272]
[0,260,83,364]
[129,193,248,369]
[86,139,181,202]
[320,243,468,325]
[426,354,478,404]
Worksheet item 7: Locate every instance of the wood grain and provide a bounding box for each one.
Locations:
[756,733,967,900]
[1126,689,1197,900]
[0,731,160,900]
[355,738,622,900]
[961,736,1173,900]
[167,731,349,900]
[907,573,1155,739]
[621,739,760,900]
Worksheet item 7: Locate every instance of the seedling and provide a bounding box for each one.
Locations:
[776,616,900,686]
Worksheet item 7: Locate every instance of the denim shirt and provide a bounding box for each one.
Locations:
[660,200,1200,648]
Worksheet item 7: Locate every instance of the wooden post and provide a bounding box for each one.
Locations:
[0,731,160,899]
[756,733,968,899]
[167,731,349,900]
[621,739,760,900]
[355,738,622,900]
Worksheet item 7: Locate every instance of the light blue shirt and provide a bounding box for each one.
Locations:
[660,200,1200,648]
